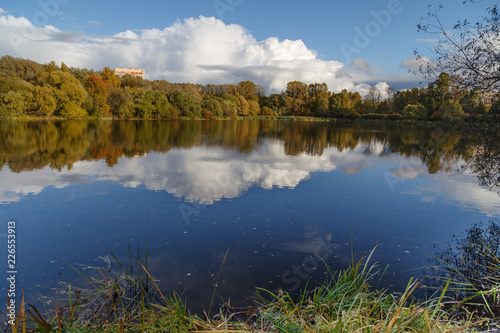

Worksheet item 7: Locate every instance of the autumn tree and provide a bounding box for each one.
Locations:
[101,67,121,89]
[248,100,260,116]
[85,75,110,115]
[236,81,257,100]
[286,81,309,100]
[308,83,329,100]
[236,94,250,116]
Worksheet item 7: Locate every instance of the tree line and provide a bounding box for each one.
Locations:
[0,119,468,175]
[0,55,498,120]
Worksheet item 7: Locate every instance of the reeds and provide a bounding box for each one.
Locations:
[253,248,469,332]
[2,245,490,332]
[427,219,500,329]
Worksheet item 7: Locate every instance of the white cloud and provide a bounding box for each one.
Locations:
[353,81,391,100]
[400,56,433,72]
[1,139,498,216]
[0,10,403,93]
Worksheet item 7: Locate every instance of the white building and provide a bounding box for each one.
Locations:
[114,68,145,79]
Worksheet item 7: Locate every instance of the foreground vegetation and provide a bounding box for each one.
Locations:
[0,56,499,121]
[5,219,500,332]
[1,251,476,333]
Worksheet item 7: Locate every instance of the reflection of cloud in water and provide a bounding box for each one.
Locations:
[342,163,362,175]
[0,139,498,215]
[0,168,72,203]
[418,173,500,216]
[88,140,347,203]
[391,165,428,180]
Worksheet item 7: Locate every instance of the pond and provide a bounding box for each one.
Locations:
[0,119,498,314]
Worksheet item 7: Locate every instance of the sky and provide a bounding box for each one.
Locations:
[0,0,493,95]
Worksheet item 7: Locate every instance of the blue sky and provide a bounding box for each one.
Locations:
[0,0,493,94]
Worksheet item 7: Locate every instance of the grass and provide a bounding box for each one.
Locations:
[4,248,495,333]
[427,219,500,327]
[253,248,474,333]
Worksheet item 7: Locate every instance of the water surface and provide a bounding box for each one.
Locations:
[0,119,498,312]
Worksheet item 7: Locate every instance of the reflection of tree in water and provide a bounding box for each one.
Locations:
[459,121,500,195]
[0,120,491,184]
[429,219,500,317]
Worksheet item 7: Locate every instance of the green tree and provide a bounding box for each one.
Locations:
[168,90,202,118]
[221,95,237,117]
[261,106,278,116]
[329,89,356,115]
[121,75,150,89]
[0,76,34,94]
[0,91,29,116]
[401,104,428,119]
[134,88,155,118]
[0,55,43,82]
[438,99,465,121]
[31,86,56,116]
[108,88,135,117]
[153,91,177,119]
[38,70,88,117]
[311,98,329,116]
[203,97,224,117]
[308,83,329,100]
[260,94,286,115]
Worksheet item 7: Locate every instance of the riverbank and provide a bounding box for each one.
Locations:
[1,112,497,125]
[5,249,498,333]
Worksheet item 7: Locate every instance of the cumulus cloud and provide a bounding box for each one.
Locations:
[0,9,402,93]
[353,82,391,100]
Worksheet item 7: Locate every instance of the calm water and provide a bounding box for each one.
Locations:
[0,119,498,312]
